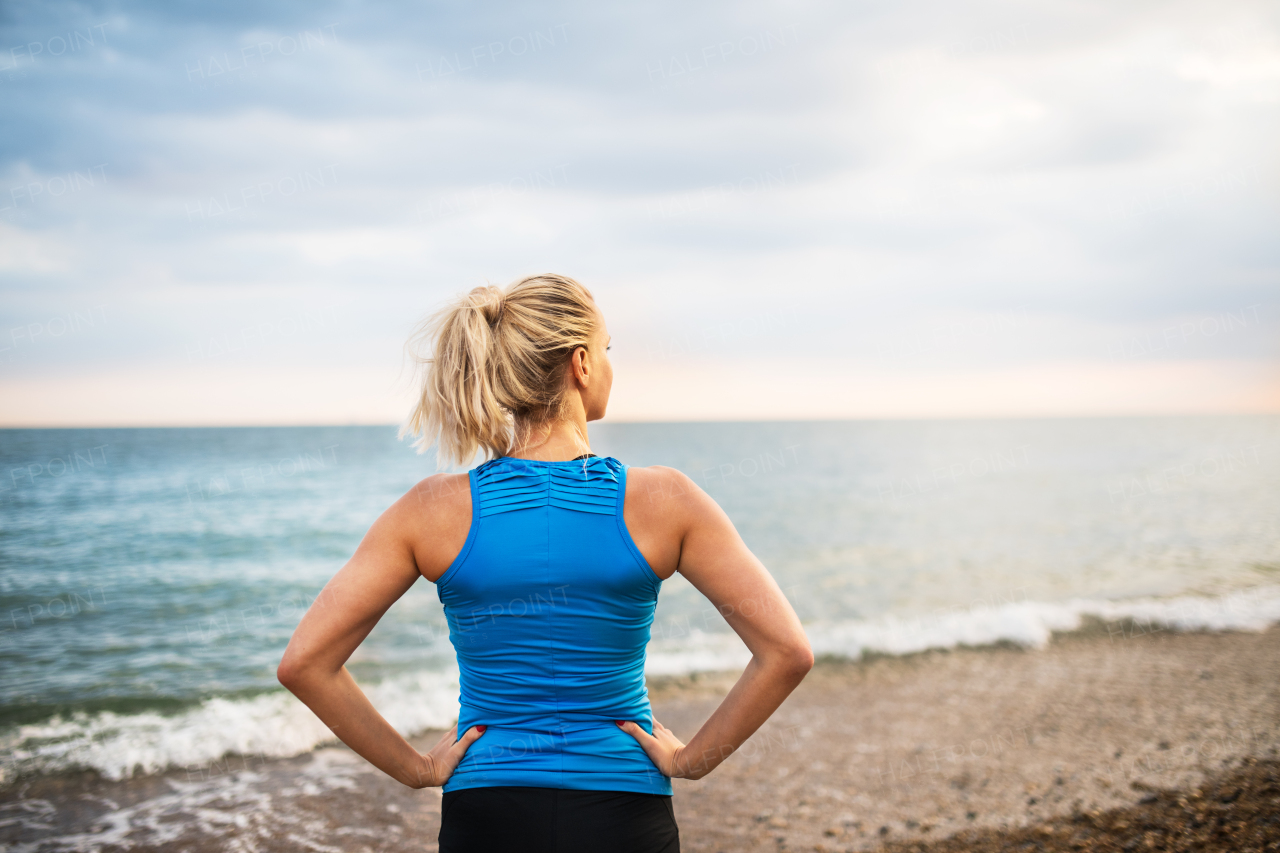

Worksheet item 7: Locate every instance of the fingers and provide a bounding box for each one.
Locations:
[413,724,486,788]
[430,725,458,751]
[616,720,687,778]
[450,725,486,757]
[614,720,655,744]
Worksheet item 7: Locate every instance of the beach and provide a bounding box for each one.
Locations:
[6,0,1280,840]
[4,623,1277,852]
[3,420,1277,851]
[664,622,1280,852]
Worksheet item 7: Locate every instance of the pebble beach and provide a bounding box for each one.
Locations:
[4,623,1277,852]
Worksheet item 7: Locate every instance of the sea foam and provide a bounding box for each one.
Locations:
[4,587,1279,784]
[0,669,461,784]
[804,585,1280,659]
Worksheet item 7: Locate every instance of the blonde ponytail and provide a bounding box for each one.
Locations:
[401,274,598,467]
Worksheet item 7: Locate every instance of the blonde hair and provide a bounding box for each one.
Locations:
[401,274,599,467]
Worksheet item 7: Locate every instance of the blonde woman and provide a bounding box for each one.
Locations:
[278,274,813,852]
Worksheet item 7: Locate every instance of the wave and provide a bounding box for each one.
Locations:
[0,669,461,785]
[806,585,1280,658]
[646,585,1280,670]
[4,587,1278,785]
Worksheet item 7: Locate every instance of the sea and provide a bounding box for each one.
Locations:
[1,416,1277,787]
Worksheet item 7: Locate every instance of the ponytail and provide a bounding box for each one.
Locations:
[401,274,598,467]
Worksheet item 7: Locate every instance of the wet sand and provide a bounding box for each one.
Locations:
[2,622,1277,852]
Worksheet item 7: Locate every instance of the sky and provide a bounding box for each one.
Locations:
[0,0,1277,427]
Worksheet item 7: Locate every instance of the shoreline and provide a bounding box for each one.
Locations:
[668,626,1279,851]
[2,626,1277,851]
[7,586,1280,786]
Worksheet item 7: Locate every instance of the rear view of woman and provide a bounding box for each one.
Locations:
[278,274,813,852]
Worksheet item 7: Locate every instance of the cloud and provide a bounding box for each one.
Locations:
[0,0,1276,424]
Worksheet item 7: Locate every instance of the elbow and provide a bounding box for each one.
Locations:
[766,640,814,682]
[276,659,299,692]
[787,643,815,679]
[276,649,310,692]
[278,643,338,693]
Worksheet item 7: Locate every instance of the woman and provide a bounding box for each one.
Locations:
[278,274,813,852]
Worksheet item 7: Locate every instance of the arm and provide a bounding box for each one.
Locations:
[618,467,813,779]
[276,474,484,788]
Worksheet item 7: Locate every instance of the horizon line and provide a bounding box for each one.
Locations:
[2,410,1277,430]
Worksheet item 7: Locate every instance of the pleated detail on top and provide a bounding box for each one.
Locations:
[474,456,620,518]
[473,459,547,517]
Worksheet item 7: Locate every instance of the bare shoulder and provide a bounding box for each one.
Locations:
[387,472,472,582]
[402,472,471,515]
[623,465,702,518]
[623,466,725,580]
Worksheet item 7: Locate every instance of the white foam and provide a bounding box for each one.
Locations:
[645,628,753,675]
[645,586,1280,672]
[0,669,461,784]
[6,587,1280,785]
[0,749,376,853]
[807,585,1280,659]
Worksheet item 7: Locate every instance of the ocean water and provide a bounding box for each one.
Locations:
[1,417,1277,784]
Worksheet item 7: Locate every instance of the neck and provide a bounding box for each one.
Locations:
[509,402,591,462]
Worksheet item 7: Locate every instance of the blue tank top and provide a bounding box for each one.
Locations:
[436,455,672,795]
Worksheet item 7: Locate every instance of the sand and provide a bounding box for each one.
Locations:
[2,621,1277,852]
[877,757,1280,852]
[661,620,1280,851]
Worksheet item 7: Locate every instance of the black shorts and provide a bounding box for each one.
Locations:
[439,785,680,853]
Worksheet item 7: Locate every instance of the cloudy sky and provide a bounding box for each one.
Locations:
[1,0,1277,426]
